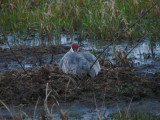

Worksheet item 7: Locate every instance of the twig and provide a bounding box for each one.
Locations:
[126,97,133,119]
[65,79,71,102]
[33,97,40,120]
[123,0,160,34]
[2,33,27,73]
[117,104,122,120]
[0,100,14,120]
[51,95,68,120]
[44,83,53,120]
[125,34,147,58]
[93,93,100,120]
[100,88,106,119]
[88,0,160,74]
[20,111,31,119]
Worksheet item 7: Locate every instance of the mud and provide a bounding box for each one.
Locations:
[0,62,159,105]
[0,45,70,72]
[0,44,160,120]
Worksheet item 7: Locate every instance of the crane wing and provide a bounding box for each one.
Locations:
[59,52,92,75]
[59,49,101,78]
[79,51,101,76]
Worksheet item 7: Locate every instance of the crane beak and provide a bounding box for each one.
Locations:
[73,49,77,52]
[72,48,79,53]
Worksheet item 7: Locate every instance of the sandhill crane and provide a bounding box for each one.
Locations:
[59,44,101,78]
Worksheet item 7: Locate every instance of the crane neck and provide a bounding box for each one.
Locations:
[70,47,79,53]
[70,47,74,53]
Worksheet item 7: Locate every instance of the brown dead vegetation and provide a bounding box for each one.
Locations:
[0,63,159,105]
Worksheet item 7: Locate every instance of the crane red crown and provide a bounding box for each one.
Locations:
[72,44,79,50]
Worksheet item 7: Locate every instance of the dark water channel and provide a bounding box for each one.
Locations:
[0,33,160,119]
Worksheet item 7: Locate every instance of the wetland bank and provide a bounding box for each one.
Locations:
[0,34,160,119]
[0,0,160,119]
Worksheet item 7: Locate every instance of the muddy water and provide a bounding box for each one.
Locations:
[1,33,160,74]
[0,33,160,119]
[0,99,160,119]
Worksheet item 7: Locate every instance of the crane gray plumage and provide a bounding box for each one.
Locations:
[59,44,101,78]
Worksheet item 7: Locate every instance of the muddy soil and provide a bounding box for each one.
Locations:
[0,45,70,72]
[0,45,160,106]
[0,63,160,105]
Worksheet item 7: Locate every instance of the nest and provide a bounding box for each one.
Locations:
[0,64,159,105]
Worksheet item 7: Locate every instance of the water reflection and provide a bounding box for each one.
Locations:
[1,33,80,48]
[0,33,160,73]
[0,99,159,119]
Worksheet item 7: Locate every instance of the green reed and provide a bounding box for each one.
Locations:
[0,0,160,40]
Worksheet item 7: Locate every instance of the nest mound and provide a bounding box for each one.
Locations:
[0,65,159,105]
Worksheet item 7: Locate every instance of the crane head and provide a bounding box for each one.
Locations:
[72,44,79,52]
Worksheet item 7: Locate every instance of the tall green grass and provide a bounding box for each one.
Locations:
[0,0,160,40]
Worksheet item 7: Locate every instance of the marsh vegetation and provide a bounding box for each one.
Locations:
[0,0,160,119]
[0,0,160,40]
